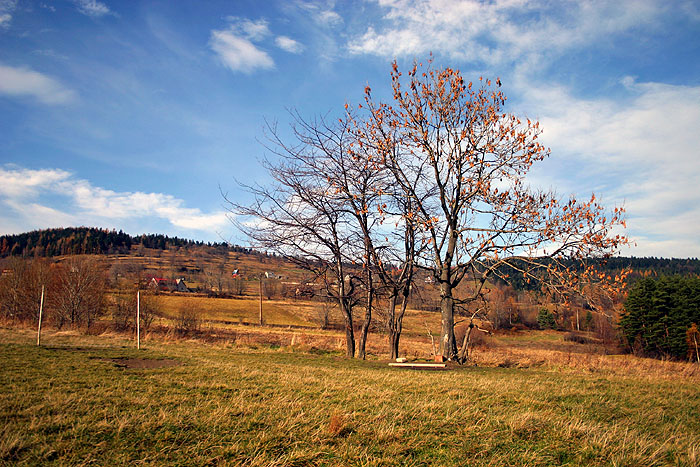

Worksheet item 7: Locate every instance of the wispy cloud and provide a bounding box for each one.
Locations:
[347,0,662,67]
[296,2,342,27]
[0,0,17,29]
[228,17,270,41]
[210,17,305,73]
[0,167,229,235]
[210,29,274,74]
[0,64,76,104]
[523,79,700,257]
[210,18,275,74]
[275,36,304,54]
[74,0,113,18]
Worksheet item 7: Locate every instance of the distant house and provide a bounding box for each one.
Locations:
[149,277,191,292]
[264,271,278,279]
[149,277,171,291]
[174,278,190,292]
[231,269,240,277]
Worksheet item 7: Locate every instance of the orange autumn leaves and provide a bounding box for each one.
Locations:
[342,57,628,299]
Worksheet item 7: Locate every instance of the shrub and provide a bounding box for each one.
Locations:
[564,332,597,345]
[175,305,200,336]
[112,290,159,332]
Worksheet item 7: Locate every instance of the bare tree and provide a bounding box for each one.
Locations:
[229,277,245,296]
[113,286,159,332]
[0,257,51,323]
[230,116,362,357]
[51,256,106,330]
[231,57,628,363]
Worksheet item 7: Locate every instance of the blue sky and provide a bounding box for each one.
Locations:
[0,0,699,258]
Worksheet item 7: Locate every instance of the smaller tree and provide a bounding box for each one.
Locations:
[0,258,50,323]
[537,308,557,329]
[51,256,106,329]
[687,323,700,363]
[113,287,159,332]
[620,276,700,359]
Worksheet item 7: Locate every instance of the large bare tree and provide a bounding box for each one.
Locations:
[231,115,363,357]
[233,57,627,362]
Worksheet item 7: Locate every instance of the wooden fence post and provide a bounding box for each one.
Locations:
[36,285,44,346]
[259,275,264,326]
[137,290,141,350]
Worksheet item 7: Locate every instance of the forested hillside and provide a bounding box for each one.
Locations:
[0,227,253,258]
[1,228,698,288]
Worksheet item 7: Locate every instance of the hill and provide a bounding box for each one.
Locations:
[0,227,254,258]
[2,228,698,290]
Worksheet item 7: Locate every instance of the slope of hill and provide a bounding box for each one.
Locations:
[1,227,698,292]
[0,227,254,258]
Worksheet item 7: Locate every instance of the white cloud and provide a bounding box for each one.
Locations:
[0,64,76,104]
[521,79,700,258]
[209,18,278,74]
[74,0,112,18]
[222,17,272,41]
[0,167,71,198]
[210,29,274,74]
[275,36,304,54]
[0,167,229,235]
[347,0,663,66]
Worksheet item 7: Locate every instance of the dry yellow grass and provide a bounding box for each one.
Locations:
[2,327,699,466]
[155,294,317,327]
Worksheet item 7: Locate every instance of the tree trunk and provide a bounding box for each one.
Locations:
[387,295,399,360]
[389,332,400,360]
[458,323,472,363]
[357,300,371,359]
[357,266,373,360]
[440,281,458,360]
[340,300,355,358]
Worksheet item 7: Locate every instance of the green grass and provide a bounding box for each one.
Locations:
[1,328,699,466]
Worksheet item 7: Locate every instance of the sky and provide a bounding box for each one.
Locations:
[0,0,699,258]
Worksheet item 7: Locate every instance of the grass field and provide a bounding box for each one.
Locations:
[155,295,318,328]
[1,327,699,466]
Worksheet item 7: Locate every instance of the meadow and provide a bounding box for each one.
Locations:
[1,327,699,466]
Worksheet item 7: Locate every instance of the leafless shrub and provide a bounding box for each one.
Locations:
[564,332,598,345]
[112,292,134,332]
[50,257,106,330]
[263,279,278,300]
[0,257,50,324]
[175,303,200,336]
[314,297,332,330]
[229,278,245,296]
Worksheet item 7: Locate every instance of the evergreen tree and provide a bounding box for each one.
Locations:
[620,276,700,359]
